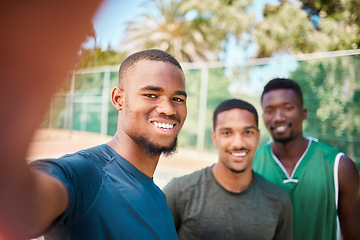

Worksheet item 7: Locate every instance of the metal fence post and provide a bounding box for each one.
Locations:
[196,66,209,151]
[67,72,75,136]
[101,69,110,136]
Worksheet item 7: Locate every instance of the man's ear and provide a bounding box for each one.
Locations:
[256,129,261,145]
[211,130,218,147]
[302,108,308,121]
[111,87,124,110]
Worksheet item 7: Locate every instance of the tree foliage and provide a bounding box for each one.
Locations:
[120,0,257,62]
[254,2,324,57]
[180,0,255,43]
[75,47,128,69]
[121,0,223,62]
[291,55,360,163]
[77,0,360,65]
[74,23,128,69]
[254,0,360,57]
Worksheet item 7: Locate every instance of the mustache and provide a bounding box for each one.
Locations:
[156,114,181,124]
[226,147,250,152]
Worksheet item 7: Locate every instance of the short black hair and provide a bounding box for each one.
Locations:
[213,99,259,129]
[261,78,303,106]
[118,49,183,87]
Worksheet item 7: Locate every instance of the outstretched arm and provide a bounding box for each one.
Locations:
[338,155,360,239]
[0,1,102,238]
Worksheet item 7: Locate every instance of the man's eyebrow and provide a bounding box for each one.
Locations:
[140,85,163,92]
[175,90,187,98]
[140,85,187,98]
[218,126,257,131]
[244,126,258,130]
[218,127,232,131]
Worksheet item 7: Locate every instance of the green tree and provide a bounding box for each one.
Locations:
[254,0,360,57]
[121,0,229,62]
[180,0,255,47]
[254,2,323,57]
[291,55,360,167]
[75,47,128,69]
[73,23,128,69]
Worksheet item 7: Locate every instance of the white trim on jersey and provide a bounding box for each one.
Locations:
[270,139,312,184]
[334,152,344,240]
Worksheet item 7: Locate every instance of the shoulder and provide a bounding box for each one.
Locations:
[338,155,360,192]
[253,143,272,170]
[29,145,112,226]
[254,143,272,159]
[307,138,359,190]
[30,144,113,181]
[339,155,358,170]
[307,138,344,166]
[256,143,271,153]
[163,167,210,195]
[31,144,112,167]
[253,172,291,204]
[309,138,340,154]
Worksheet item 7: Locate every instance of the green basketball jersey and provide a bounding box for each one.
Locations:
[253,138,343,240]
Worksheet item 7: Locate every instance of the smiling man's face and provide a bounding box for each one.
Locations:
[119,60,187,157]
[211,108,260,174]
[262,89,307,144]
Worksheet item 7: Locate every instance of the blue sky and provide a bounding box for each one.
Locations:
[92,0,279,52]
[91,0,296,95]
[92,0,152,49]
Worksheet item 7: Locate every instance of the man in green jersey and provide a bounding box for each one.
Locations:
[253,78,360,240]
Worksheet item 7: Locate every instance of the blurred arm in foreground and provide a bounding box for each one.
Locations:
[0,1,103,238]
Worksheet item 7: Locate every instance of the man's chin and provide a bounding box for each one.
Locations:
[160,146,178,158]
[230,168,246,174]
[273,136,293,144]
[133,135,178,158]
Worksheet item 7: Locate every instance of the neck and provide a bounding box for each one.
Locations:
[271,136,309,176]
[272,136,309,159]
[212,163,253,193]
[107,132,160,178]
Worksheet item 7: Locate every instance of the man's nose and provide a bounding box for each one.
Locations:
[231,133,245,148]
[273,109,286,122]
[156,98,176,116]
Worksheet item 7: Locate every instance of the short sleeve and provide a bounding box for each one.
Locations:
[30,159,76,226]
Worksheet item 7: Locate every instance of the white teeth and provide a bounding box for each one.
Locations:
[232,152,246,157]
[153,122,174,130]
[275,126,287,132]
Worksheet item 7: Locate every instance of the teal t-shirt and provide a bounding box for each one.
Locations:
[253,138,342,240]
[30,144,178,240]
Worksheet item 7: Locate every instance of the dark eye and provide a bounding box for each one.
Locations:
[145,94,156,98]
[264,108,272,114]
[245,130,254,135]
[221,131,231,135]
[173,97,184,102]
[286,105,294,111]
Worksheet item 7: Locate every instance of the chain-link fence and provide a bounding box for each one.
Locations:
[42,50,360,170]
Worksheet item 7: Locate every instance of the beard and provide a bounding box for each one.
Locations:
[132,135,178,158]
[229,168,246,174]
[270,123,296,144]
[272,135,294,144]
